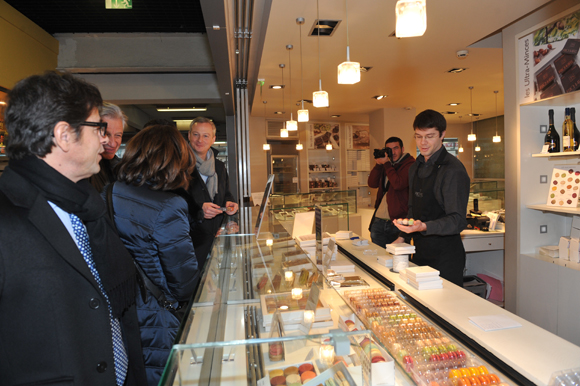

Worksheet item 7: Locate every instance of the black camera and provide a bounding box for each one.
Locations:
[373,147,393,160]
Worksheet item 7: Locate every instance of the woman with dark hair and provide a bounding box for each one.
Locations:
[105,124,199,386]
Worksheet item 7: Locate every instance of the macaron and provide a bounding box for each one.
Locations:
[301,371,316,383]
[270,375,286,386]
[269,369,284,379]
[298,363,314,374]
[286,374,301,386]
[284,366,299,376]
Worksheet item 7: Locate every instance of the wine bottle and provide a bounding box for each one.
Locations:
[545,109,560,153]
[562,107,574,152]
[572,107,580,151]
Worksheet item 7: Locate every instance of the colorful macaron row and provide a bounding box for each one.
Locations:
[269,363,317,386]
[359,337,386,363]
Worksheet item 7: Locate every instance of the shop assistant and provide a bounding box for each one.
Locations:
[393,109,470,286]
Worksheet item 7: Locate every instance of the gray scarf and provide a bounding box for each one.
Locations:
[195,149,218,200]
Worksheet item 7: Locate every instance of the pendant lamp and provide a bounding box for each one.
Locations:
[458,115,464,153]
[395,0,427,38]
[313,0,329,108]
[286,45,298,131]
[467,86,476,141]
[326,143,333,150]
[279,64,289,137]
[296,143,304,150]
[337,0,360,84]
[493,90,501,143]
[296,18,309,122]
[262,101,270,150]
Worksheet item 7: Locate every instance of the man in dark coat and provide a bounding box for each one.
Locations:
[0,71,146,386]
[187,117,238,269]
[89,102,126,193]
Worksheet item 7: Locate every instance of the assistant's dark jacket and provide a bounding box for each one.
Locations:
[0,167,146,386]
[188,147,235,265]
[89,155,120,193]
[106,181,199,386]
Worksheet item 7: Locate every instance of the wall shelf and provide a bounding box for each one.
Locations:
[526,204,580,215]
[531,151,580,158]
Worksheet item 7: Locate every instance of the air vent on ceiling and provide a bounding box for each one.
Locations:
[267,120,299,139]
[309,20,341,37]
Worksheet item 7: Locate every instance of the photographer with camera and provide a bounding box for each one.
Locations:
[368,137,415,248]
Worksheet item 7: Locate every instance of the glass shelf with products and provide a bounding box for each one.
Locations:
[270,190,357,214]
[469,179,505,212]
[266,203,350,237]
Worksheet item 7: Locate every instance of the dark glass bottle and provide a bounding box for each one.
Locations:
[571,107,580,151]
[545,109,560,153]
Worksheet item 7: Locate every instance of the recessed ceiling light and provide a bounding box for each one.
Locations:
[269,85,285,89]
[274,111,285,115]
[441,111,458,115]
[360,66,373,72]
[448,103,460,106]
[157,106,207,112]
[298,99,312,104]
[331,115,341,118]
[468,113,481,117]
[372,95,388,100]
[447,68,467,73]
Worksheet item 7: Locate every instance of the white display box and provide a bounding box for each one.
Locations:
[260,292,332,328]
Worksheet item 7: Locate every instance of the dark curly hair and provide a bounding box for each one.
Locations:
[116,124,195,191]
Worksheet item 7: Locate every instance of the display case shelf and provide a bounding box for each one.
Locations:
[531,151,580,157]
[526,203,580,215]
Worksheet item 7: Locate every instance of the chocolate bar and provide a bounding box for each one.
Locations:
[540,81,563,99]
[554,54,575,75]
[536,65,556,91]
[562,39,580,56]
[561,64,580,93]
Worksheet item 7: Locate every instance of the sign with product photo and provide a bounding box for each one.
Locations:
[518,7,580,104]
[310,123,340,149]
[547,166,580,207]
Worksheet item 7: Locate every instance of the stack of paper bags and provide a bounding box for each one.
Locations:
[405,266,443,290]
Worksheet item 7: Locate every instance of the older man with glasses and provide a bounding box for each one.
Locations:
[392,109,470,287]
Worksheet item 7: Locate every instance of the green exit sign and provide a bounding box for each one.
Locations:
[106,0,132,9]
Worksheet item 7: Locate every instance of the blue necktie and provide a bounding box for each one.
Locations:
[70,214,128,386]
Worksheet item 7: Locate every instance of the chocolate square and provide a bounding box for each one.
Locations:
[561,64,580,93]
[554,54,575,75]
[536,65,556,91]
[562,39,580,56]
[540,81,563,99]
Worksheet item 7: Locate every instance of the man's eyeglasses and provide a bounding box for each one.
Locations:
[414,134,439,141]
[79,121,108,137]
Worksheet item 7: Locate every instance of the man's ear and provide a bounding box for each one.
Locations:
[440,130,446,140]
[52,121,74,152]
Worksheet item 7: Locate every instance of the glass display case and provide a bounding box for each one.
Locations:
[160,209,580,386]
[266,203,350,238]
[270,190,358,214]
[468,179,505,213]
[271,155,299,194]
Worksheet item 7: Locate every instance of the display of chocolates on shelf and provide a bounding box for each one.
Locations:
[341,288,509,386]
[309,177,338,189]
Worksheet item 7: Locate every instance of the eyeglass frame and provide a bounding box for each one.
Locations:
[413,133,441,141]
[78,121,108,137]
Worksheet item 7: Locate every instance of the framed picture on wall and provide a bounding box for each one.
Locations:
[309,123,340,149]
[346,124,370,149]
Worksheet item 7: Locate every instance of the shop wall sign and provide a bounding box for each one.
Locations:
[309,123,340,149]
[518,8,580,104]
[105,0,132,9]
[346,125,370,150]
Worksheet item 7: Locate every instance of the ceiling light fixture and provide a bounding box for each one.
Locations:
[331,115,341,118]
[263,144,271,151]
[296,143,303,150]
[448,103,460,106]
[286,45,298,131]
[326,143,333,150]
[372,95,387,100]
[269,85,284,89]
[313,0,329,108]
[458,115,464,153]
[279,63,289,138]
[475,145,481,152]
[263,101,270,150]
[157,107,207,112]
[337,0,360,84]
[467,86,476,142]
[395,0,427,38]
[493,90,501,143]
[297,18,309,122]
[447,68,467,74]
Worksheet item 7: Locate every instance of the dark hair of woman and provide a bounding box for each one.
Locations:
[117,124,195,191]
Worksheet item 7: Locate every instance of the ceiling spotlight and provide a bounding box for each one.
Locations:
[274,111,285,115]
[448,103,460,106]
[447,68,467,73]
[372,95,387,100]
[468,113,481,117]
[331,115,341,118]
[269,85,285,89]
[441,111,458,115]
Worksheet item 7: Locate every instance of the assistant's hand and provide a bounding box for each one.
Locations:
[225,201,239,215]
[390,237,405,245]
[202,202,223,219]
[393,219,427,233]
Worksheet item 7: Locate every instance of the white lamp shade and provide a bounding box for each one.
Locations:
[475,146,481,152]
[337,61,361,84]
[280,128,289,138]
[313,90,329,108]
[263,144,271,151]
[286,119,298,131]
[296,143,304,150]
[395,0,427,38]
[326,143,333,150]
[458,146,464,153]
[297,109,309,122]
[493,135,501,143]
[467,133,476,141]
